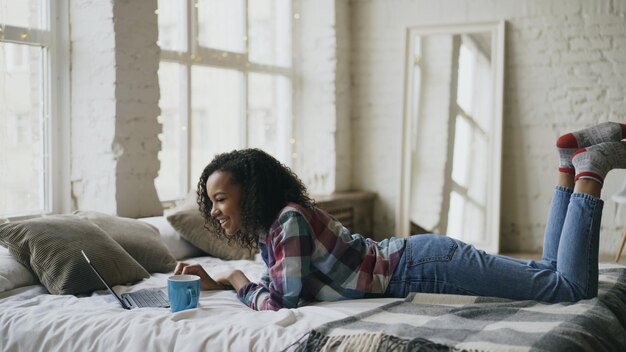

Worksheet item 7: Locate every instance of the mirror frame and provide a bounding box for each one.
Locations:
[396,21,505,253]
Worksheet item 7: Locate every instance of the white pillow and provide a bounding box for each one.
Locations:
[138,216,204,260]
[0,245,37,292]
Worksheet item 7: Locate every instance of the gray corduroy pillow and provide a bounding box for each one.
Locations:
[166,207,255,260]
[74,211,177,273]
[0,215,149,295]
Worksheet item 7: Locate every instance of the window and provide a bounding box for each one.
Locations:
[155,0,293,201]
[0,0,67,217]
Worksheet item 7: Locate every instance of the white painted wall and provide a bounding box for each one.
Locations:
[349,0,626,256]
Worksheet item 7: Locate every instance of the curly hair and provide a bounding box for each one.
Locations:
[197,148,315,250]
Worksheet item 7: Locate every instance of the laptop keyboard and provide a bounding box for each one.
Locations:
[127,289,169,307]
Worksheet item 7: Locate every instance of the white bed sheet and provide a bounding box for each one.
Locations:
[0,255,400,352]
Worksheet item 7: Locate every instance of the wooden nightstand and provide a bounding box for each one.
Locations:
[314,191,376,236]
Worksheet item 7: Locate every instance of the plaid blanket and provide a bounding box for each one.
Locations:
[290,264,626,352]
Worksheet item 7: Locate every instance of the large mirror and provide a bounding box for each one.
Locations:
[397,21,505,253]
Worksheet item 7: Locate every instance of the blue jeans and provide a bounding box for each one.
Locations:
[385,186,603,302]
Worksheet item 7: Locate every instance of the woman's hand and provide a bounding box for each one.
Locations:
[212,270,251,292]
[174,262,228,291]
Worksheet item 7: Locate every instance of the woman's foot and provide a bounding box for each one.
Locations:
[557,122,626,174]
[572,141,626,185]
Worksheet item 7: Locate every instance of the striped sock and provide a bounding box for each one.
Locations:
[557,122,626,174]
[572,141,626,185]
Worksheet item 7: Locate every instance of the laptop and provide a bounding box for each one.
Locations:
[81,250,169,310]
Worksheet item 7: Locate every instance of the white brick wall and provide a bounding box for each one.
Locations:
[70,0,162,217]
[294,0,337,194]
[335,0,352,192]
[70,0,117,214]
[295,0,353,194]
[68,0,626,256]
[350,0,626,256]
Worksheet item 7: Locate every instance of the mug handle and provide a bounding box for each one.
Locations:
[185,287,198,310]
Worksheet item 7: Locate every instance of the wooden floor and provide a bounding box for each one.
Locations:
[503,252,626,265]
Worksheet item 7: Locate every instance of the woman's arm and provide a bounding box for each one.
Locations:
[238,211,314,310]
[213,270,251,291]
[174,262,229,290]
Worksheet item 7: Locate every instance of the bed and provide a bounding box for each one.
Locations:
[1,213,625,352]
[0,254,403,351]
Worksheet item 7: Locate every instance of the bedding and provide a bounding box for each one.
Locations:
[0,215,149,295]
[0,245,36,292]
[138,216,204,260]
[164,190,256,260]
[73,211,177,272]
[1,214,625,352]
[1,258,625,352]
[166,207,256,260]
[294,264,626,351]
[0,255,399,352]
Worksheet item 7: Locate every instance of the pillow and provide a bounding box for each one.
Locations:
[138,216,204,260]
[166,207,256,260]
[74,211,177,273]
[0,245,37,292]
[0,215,149,295]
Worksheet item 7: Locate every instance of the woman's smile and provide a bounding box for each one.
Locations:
[218,217,230,229]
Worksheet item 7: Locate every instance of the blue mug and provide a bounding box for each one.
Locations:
[168,275,200,312]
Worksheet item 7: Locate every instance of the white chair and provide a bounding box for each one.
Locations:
[613,176,626,262]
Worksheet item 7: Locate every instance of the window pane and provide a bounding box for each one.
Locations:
[456,43,474,114]
[190,66,242,183]
[197,0,245,53]
[451,115,471,187]
[474,53,493,132]
[155,61,183,200]
[248,73,291,164]
[464,201,486,244]
[447,191,464,237]
[467,132,488,205]
[0,43,44,215]
[0,0,44,29]
[248,0,291,66]
[447,192,486,245]
[157,0,185,51]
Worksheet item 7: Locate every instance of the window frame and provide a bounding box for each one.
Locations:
[0,1,70,219]
[157,0,294,203]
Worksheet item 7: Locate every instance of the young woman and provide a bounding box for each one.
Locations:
[175,122,626,311]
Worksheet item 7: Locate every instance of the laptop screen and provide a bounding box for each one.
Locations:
[81,250,131,309]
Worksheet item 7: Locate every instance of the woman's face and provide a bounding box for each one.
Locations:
[205,171,242,235]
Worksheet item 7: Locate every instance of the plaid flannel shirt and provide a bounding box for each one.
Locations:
[236,202,405,311]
